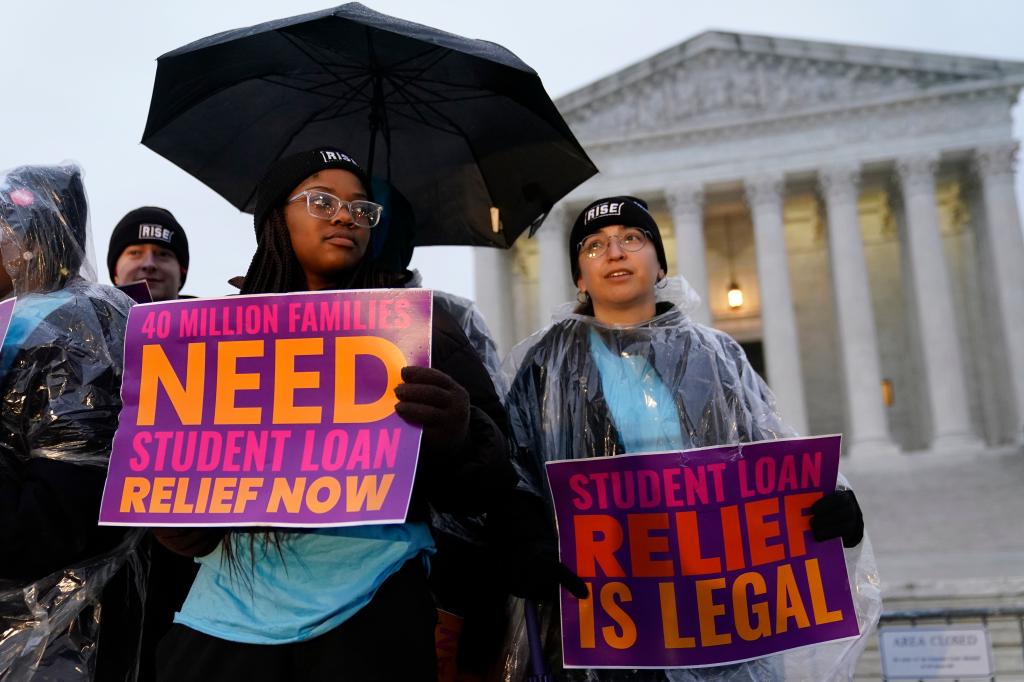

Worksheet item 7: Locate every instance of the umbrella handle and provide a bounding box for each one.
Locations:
[524,599,553,682]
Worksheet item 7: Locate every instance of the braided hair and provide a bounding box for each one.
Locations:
[240,208,305,295]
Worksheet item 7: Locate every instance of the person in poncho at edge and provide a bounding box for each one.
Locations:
[0,163,143,681]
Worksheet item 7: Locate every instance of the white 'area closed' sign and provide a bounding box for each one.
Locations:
[879,625,993,679]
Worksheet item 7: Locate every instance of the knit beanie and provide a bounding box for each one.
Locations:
[108,206,189,287]
[568,196,667,283]
[253,148,369,233]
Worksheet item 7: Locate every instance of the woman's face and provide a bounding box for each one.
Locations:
[575,224,664,321]
[284,169,371,290]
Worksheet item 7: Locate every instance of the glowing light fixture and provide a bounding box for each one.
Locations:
[727,283,744,309]
[724,218,744,310]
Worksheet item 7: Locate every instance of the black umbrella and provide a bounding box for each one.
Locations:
[142,3,597,248]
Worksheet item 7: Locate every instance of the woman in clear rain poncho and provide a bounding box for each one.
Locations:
[153,148,516,682]
[0,163,143,680]
[495,196,881,682]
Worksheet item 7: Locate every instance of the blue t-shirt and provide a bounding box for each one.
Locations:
[588,328,687,454]
[175,523,435,644]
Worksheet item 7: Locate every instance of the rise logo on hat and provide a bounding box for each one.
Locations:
[583,201,625,224]
[138,223,174,243]
[108,206,189,287]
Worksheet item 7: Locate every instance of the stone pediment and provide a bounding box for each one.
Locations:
[558,31,1024,141]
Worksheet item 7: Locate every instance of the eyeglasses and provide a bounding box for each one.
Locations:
[578,228,651,259]
[288,190,383,228]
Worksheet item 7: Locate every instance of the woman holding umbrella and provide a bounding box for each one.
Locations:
[154,148,516,682]
[495,196,881,681]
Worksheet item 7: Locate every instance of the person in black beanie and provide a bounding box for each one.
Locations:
[108,206,189,301]
[153,148,517,682]
[567,195,668,285]
[492,194,869,681]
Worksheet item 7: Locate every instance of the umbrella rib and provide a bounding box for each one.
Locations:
[258,75,373,103]
[390,46,452,78]
[383,74,464,136]
[312,98,371,123]
[376,43,449,73]
[384,104,463,137]
[384,70,502,104]
[384,72,500,105]
[308,74,377,118]
[385,76,500,208]
[277,31,376,101]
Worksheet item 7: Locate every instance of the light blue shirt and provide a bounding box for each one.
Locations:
[588,328,687,454]
[175,523,435,644]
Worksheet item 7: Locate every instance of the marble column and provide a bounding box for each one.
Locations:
[535,204,573,329]
[974,142,1024,443]
[473,247,515,357]
[665,183,712,325]
[744,173,809,434]
[819,163,899,457]
[896,153,982,451]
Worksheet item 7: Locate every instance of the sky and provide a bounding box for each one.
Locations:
[2,0,1022,301]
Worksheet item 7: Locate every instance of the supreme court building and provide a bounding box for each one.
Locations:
[475,31,1024,461]
[474,37,1024,671]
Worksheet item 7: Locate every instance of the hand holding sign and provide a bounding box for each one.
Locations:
[810,490,864,548]
[487,489,589,602]
[394,366,470,453]
[514,554,590,602]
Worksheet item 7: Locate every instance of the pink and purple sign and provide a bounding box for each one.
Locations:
[545,435,859,669]
[116,280,154,304]
[99,289,432,527]
[0,298,16,347]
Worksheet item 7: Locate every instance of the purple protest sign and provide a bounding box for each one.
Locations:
[545,435,859,669]
[0,298,16,348]
[99,289,432,527]
[116,280,154,304]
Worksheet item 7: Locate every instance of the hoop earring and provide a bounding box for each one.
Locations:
[576,290,590,304]
[655,277,668,289]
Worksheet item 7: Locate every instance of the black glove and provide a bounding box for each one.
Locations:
[510,551,589,602]
[151,527,225,557]
[487,490,589,602]
[810,490,864,548]
[394,366,470,453]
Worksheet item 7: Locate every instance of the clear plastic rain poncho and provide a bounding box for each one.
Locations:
[407,269,506,396]
[498,277,881,682]
[0,163,144,680]
[405,271,508,548]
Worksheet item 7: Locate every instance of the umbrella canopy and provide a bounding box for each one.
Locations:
[142,2,597,248]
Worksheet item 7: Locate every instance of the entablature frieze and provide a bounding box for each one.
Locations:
[566,71,1018,163]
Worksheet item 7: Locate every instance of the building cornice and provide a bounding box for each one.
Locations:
[572,76,1023,154]
[557,30,1024,113]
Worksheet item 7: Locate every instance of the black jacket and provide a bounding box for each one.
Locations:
[407,301,516,518]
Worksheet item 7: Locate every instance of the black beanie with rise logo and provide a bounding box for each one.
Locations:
[107,206,189,287]
[567,196,667,284]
